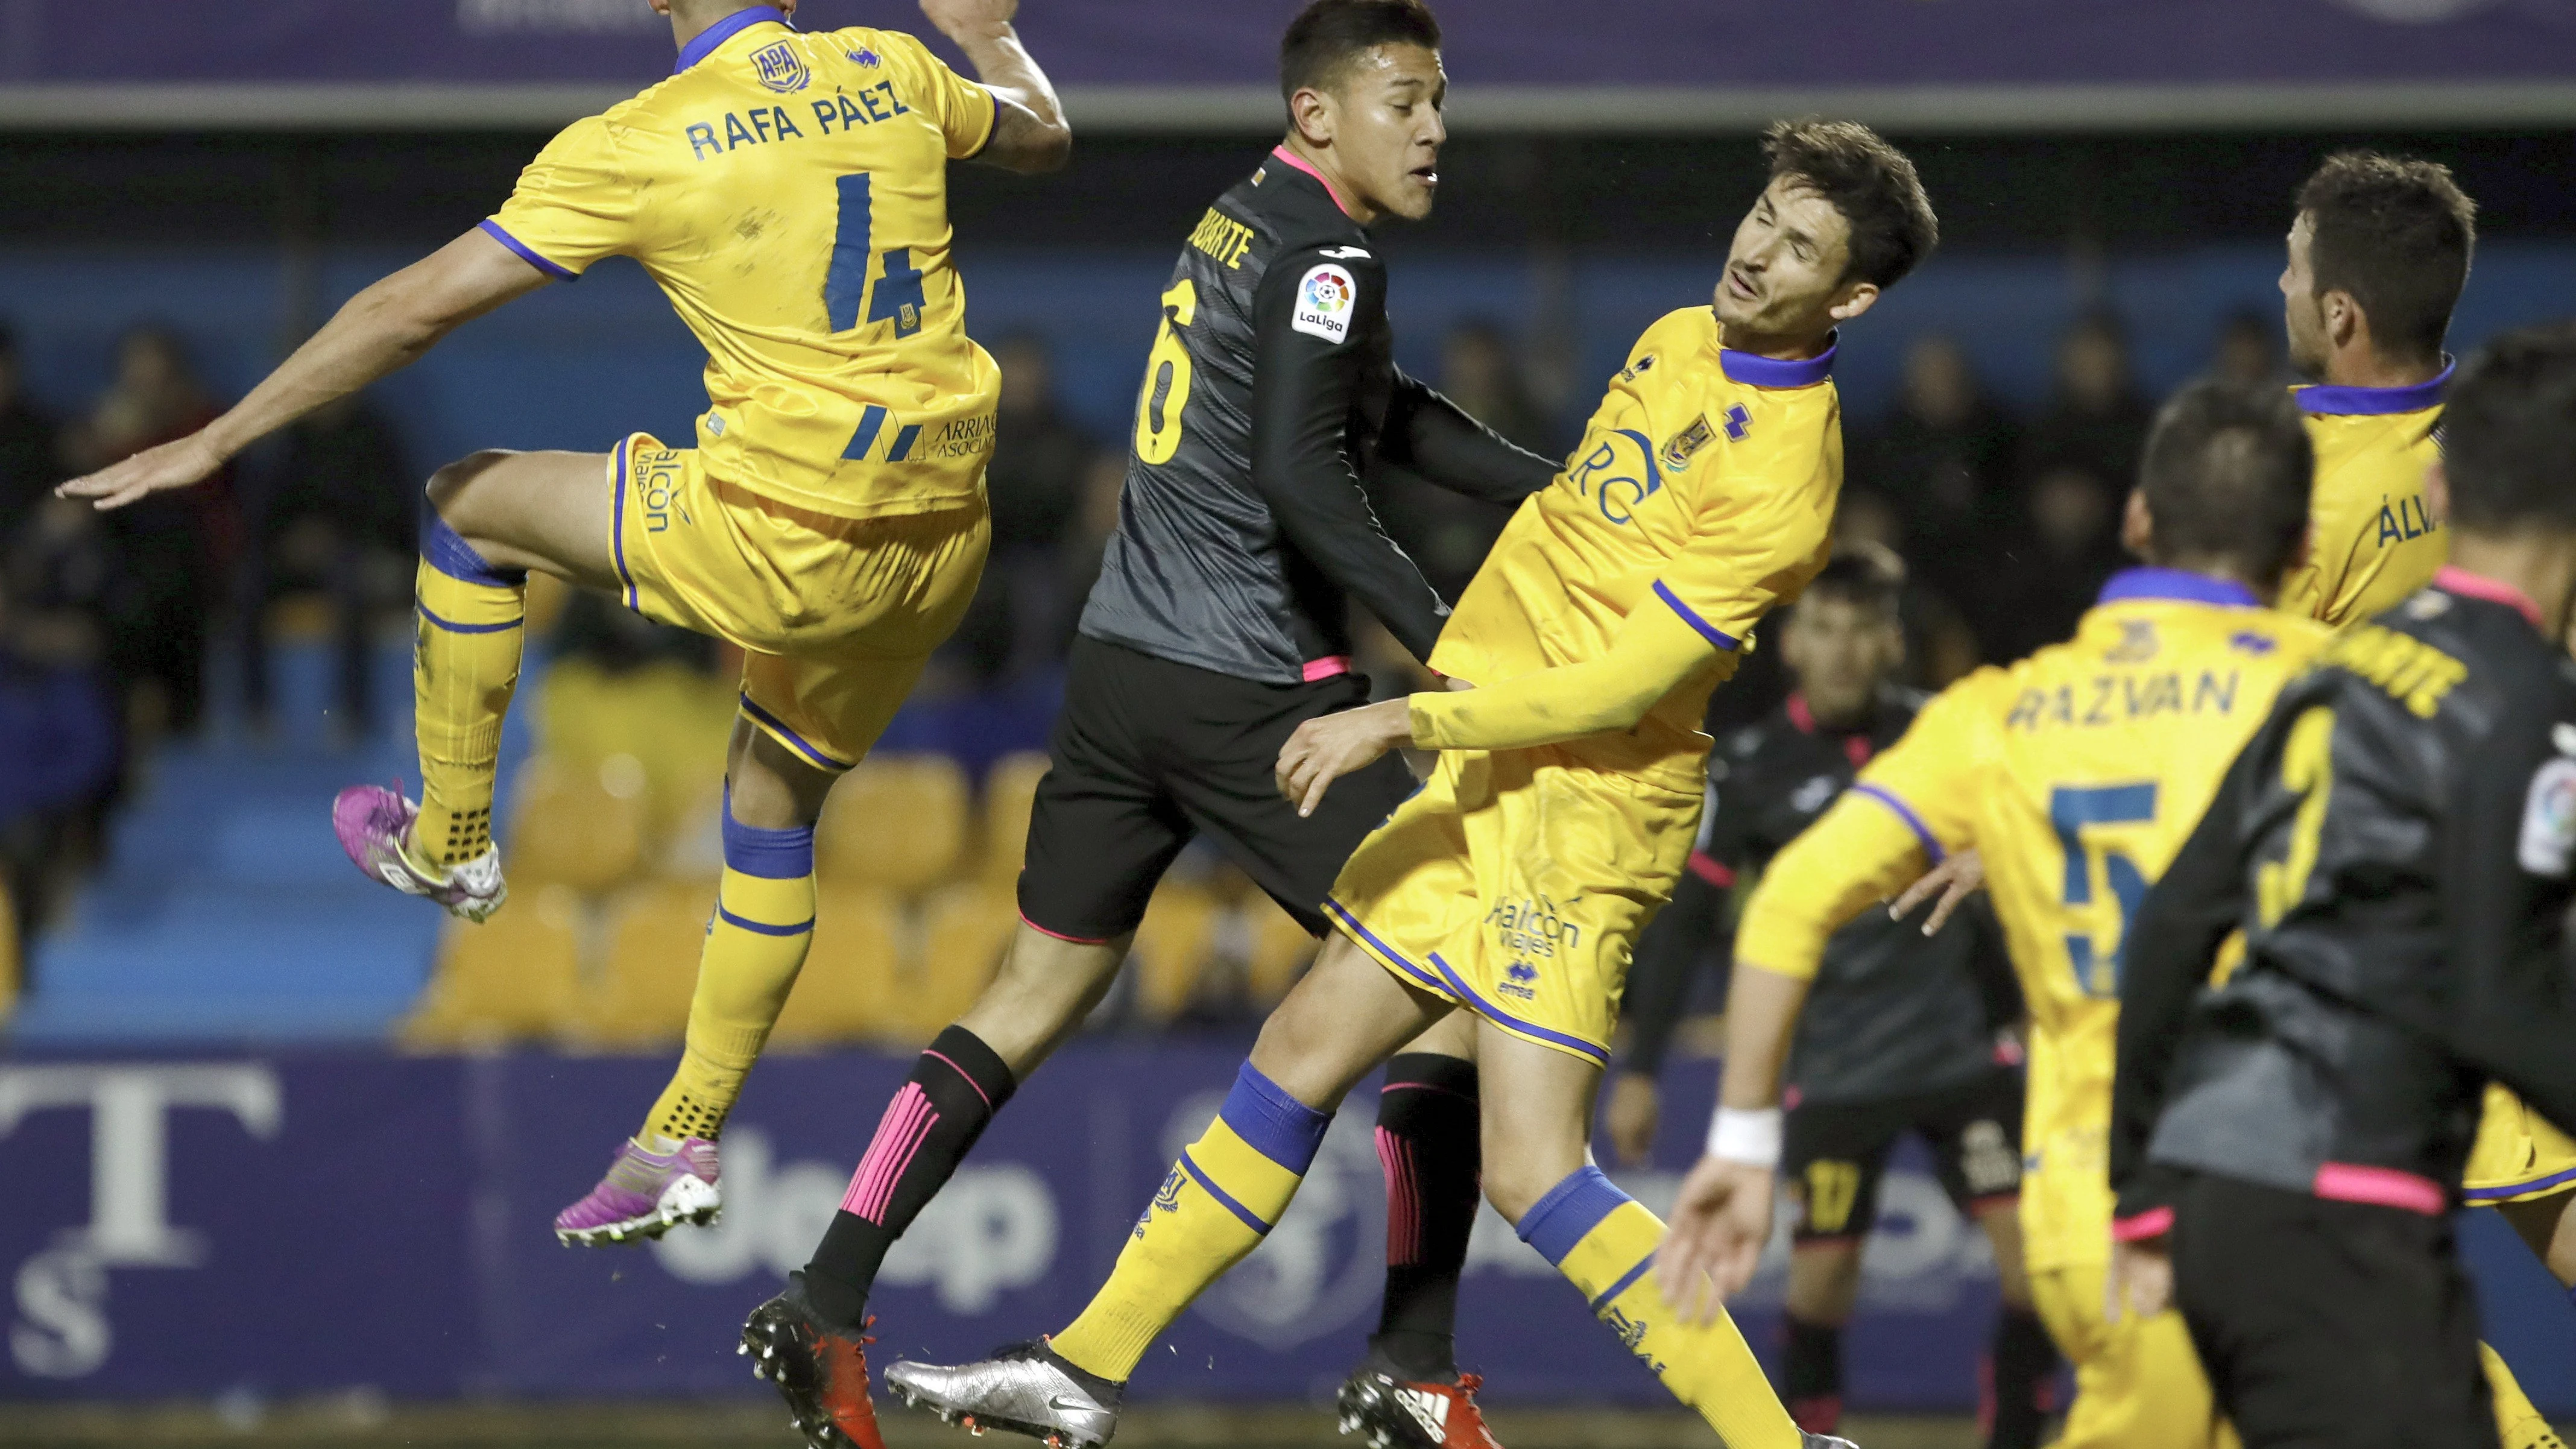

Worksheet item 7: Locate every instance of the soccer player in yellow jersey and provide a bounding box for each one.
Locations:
[1661,382,2331,1449]
[2275,151,2474,629]
[877,120,1936,1449]
[57,0,1069,1248]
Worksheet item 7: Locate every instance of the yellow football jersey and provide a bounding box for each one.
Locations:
[486,10,1001,520]
[1422,306,1841,790]
[1737,572,2332,1271]
[2275,373,2448,627]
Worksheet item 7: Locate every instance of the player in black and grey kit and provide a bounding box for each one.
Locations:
[2109,327,2576,1449]
[745,7,1557,1448]
[1609,547,2056,1448]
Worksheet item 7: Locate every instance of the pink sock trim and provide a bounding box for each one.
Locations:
[921,1049,993,1113]
[843,1082,941,1222]
[1377,1126,1422,1266]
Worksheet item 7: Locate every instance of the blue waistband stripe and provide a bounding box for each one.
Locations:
[721,786,816,878]
[1217,1061,1332,1175]
[1516,1165,1631,1267]
[421,508,528,587]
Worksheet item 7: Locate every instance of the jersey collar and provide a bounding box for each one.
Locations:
[675,5,791,74]
[2434,564,2545,631]
[2097,567,2258,609]
[1718,332,1836,390]
[2291,357,2454,417]
[1266,145,1358,220]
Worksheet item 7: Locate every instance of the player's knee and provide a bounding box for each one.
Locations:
[423,449,520,544]
[1479,1146,1575,1227]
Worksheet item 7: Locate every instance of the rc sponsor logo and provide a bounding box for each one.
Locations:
[1,1063,282,1378]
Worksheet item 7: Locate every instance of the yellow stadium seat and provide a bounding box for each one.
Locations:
[816,754,970,895]
[0,881,18,1028]
[1129,883,1219,1023]
[979,751,1051,885]
[402,885,584,1046]
[575,880,715,1046]
[537,657,736,848]
[771,885,904,1047]
[507,755,646,894]
[886,881,1015,1041]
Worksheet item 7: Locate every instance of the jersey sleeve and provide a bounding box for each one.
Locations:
[1407,595,1728,750]
[1250,245,1451,664]
[875,30,999,159]
[1378,367,1561,505]
[1646,415,1836,652]
[483,115,637,279]
[1733,789,1935,982]
[1842,672,1992,861]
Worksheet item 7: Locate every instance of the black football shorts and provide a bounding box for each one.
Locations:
[1782,1065,2025,1243]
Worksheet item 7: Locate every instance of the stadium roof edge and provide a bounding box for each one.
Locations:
[1,82,2572,133]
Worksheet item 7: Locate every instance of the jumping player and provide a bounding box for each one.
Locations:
[738,6,1562,1448]
[1612,545,2053,1448]
[1661,382,2329,1449]
[2108,326,2576,1449]
[57,0,1070,1241]
[877,119,1937,1449]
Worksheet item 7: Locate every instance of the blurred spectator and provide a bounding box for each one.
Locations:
[1850,333,2020,642]
[0,557,121,955]
[1377,320,1551,600]
[245,392,415,741]
[2206,306,2286,390]
[1987,311,2149,657]
[65,327,238,735]
[944,334,1098,685]
[0,326,63,545]
[1833,490,1982,688]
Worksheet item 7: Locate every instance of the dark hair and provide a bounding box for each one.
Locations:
[2137,381,2314,584]
[1799,541,1906,617]
[2439,323,2576,534]
[1761,119,1939,289]
[2297,151,2476,367]
[1280,0,1440,103]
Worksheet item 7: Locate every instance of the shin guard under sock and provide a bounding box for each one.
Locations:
[1369,1052,1481,1384]
[803,1024,1018,1328]
[1518,1166,1801,1449]
[412,513,526,867]
[1983,1306,2056,1449]
[1782,1313,1844,1433]
[1052,1062,1332,1382]
[641,795,815,1146]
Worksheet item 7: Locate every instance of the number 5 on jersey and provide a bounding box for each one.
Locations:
[1134,279,1196,464]
[2053,782,2158,998]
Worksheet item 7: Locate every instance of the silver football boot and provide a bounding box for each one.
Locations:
[883,1341,1120,1448]
[1804,1435,1860,1448]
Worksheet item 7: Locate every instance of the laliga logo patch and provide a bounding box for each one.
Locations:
[751,39,809,93]
[1292,264,1356,344]
[2519,756,2576,877]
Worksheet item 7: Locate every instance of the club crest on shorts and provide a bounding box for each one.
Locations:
[751,40,809,93]
[1292,265,1356,344]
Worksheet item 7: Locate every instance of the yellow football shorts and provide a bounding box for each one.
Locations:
[609,433,988,771]
[1321,745,1701,1067]
[2463,1083,2576,1207]
[2029,1261,2236,1449]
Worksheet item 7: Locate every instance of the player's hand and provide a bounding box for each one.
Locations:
[56,430,227,512]
[2105,1237,2173,1322]
[918,0,1018,40]
[1605,1072,1660,1167]
[1890,845,1984,935]
[1656,1154,1774,1325]
[1276,698,1413,818]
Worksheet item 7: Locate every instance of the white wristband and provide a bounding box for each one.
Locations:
[1707,1106,1784,1167]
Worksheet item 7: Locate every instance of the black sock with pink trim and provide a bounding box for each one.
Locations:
[1782,1312,1844,1433]
[1365,1053,1482,1384]
[801,1025,1017,1329]
[1983,1305,2057,1449]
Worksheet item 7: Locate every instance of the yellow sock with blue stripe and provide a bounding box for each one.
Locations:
[1053,1062,1333,1381]
[2482,1342,2566,1449]
[411,514,526,868]
[1518,1167,1801,1449]
[640,789,816,1145]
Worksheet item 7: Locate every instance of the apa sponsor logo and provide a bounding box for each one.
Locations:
[1,1064,282,1378]
[1291,265,1356,344]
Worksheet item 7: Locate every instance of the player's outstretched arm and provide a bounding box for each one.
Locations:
[57,227,551,511]
[920,0,1069,174]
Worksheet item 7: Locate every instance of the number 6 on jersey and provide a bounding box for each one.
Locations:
[1134,279,1197,464]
